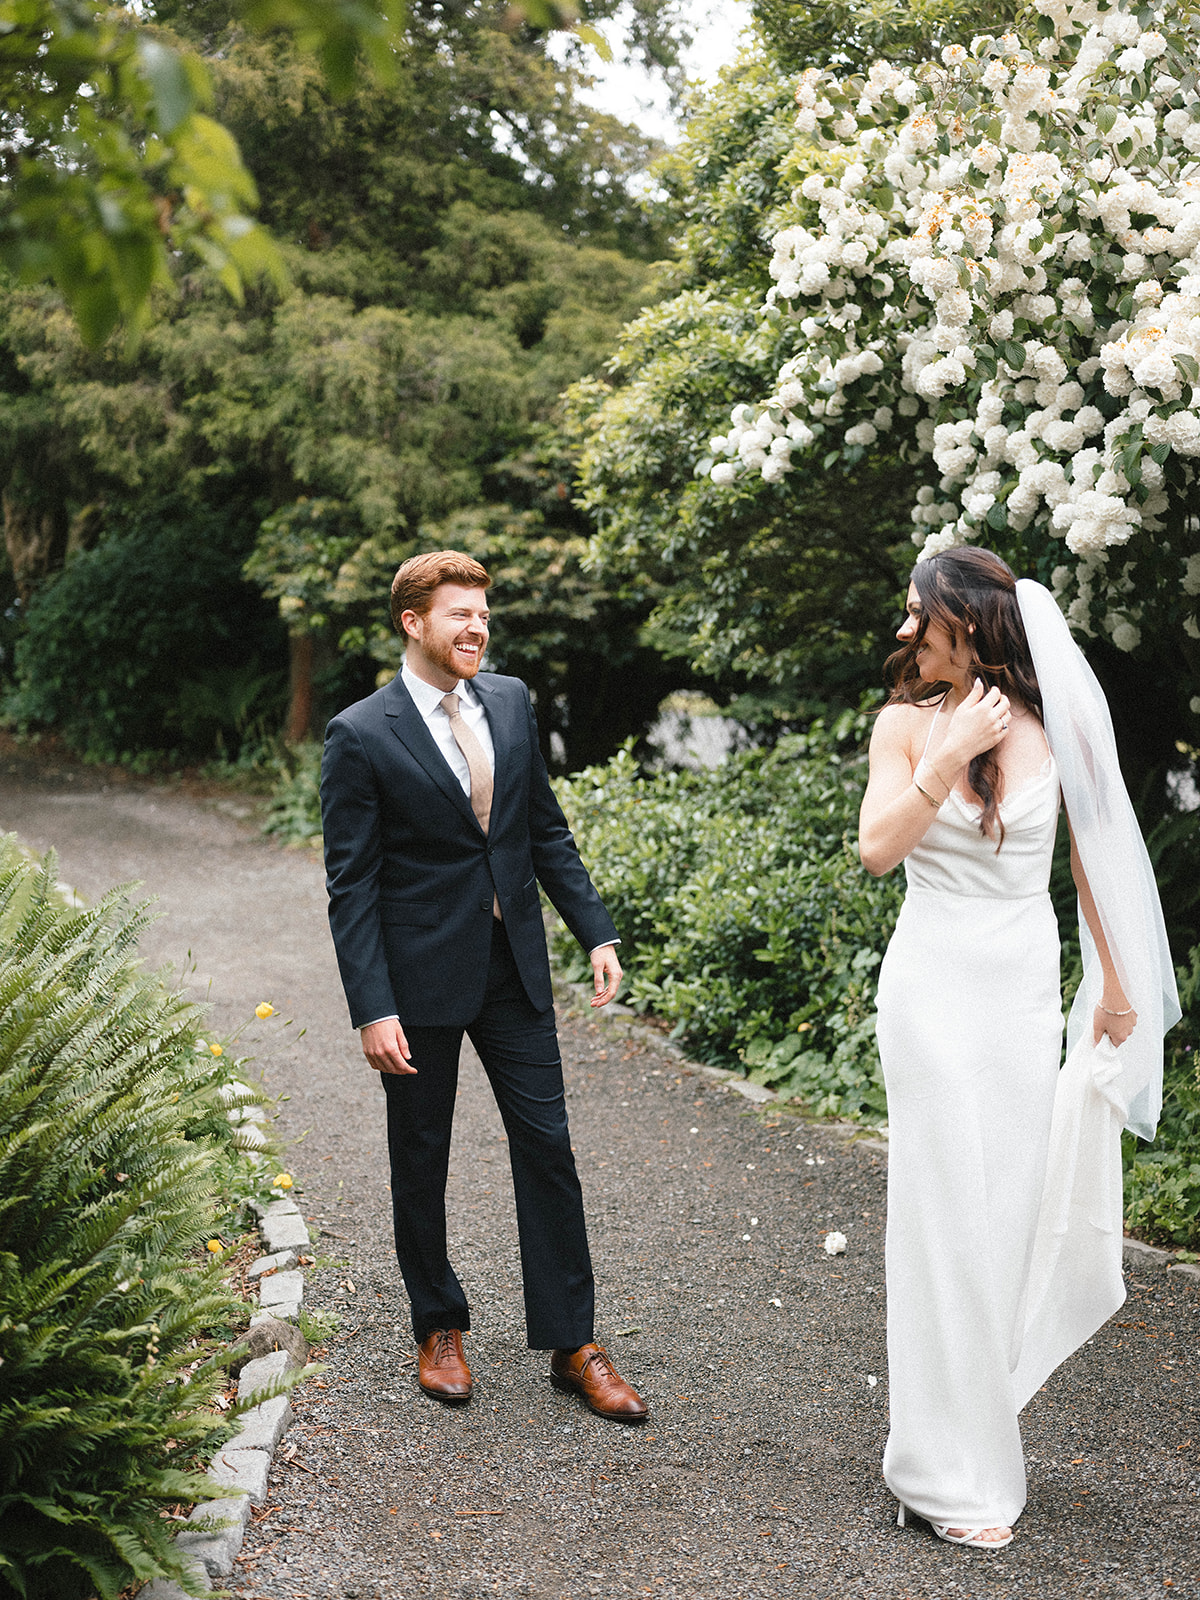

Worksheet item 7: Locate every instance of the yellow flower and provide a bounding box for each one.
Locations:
[206,1240,223,1254]
[272,1172,294,1190]
[255,1002,275,1019]
[209,1043,223,1057]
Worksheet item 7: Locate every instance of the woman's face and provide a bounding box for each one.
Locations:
[897,581,967,685]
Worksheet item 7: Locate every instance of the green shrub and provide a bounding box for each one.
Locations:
[553,705,903,1121]
[0,837,254,1600]
[261,741,324,848]
[5,494,286,765]
[1123,944,1200,1248]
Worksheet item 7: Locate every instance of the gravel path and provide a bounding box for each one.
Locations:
[2,750,1198,1600]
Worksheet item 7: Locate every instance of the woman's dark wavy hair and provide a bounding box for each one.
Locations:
[885,546,1043,843]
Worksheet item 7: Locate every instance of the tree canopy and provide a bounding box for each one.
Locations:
[0,0,691,763]
[568,0,1199,797]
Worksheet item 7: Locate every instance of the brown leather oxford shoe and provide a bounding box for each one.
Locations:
[417,1328,472,1403]
[549,1342,648,1423]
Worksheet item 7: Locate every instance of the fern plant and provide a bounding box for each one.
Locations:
[0,837,245,1600]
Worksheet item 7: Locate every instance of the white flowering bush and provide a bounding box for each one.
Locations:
[705,0,1200,660]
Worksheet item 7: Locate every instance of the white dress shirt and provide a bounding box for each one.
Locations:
[401,661,495,797]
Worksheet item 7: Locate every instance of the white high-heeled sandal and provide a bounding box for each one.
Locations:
[896,1502,1014,1549]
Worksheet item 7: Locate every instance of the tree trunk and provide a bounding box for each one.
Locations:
[3,489,68,603]
[285,631,316,746]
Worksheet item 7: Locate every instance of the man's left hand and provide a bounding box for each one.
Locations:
[590,945,623,1008]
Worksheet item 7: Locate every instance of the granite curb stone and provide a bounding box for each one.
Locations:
[247,1247,299,1278]
[207,1445,273,1505]
[138,1552,212,1597]
[252,1197,312,1256]
[136,1213,313,1596]
[257,1268,305,1317]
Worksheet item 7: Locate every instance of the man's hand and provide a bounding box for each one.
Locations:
[590,945,623,1008]
[360,1017,416,1074]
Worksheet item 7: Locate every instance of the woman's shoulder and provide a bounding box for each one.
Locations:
[872,697,943,745]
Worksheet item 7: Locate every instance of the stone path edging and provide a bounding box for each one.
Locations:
[140,1200,315,1597]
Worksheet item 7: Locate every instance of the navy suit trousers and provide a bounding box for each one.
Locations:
[381,920,595,1349]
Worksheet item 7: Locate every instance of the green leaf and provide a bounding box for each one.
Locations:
[572,22,612,61]
[985,502,1008,531]
[135,38,206,136]
[1094,103,1119,134]
[1002,341,1027,371]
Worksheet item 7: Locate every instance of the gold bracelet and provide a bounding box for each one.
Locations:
[1099,1002,1134,1017]
[913,779,943,809]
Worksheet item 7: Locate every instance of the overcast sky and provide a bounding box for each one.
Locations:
[563,0,754,142]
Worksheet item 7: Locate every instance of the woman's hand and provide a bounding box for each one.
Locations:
[1094,1003,1138,1048]
[942,678,1012,767]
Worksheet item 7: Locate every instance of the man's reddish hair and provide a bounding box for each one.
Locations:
[390,550,491,632]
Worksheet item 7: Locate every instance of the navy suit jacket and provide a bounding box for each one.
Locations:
[320,670,618,1029]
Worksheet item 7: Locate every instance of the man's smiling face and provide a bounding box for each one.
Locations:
[402,583,490,691]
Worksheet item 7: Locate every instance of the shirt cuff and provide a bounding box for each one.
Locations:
[360,1015,399,1029]
[587,941,621,957]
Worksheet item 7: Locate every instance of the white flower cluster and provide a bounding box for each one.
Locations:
[706,0,1200,654]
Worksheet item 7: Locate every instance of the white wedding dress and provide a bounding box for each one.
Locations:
[870,580,1180,1533]
[875,705,1065,1530]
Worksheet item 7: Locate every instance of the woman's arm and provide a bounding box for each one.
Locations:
[858,706,946,876]
[1067,810,1138,1046]
[858,681,1011,875]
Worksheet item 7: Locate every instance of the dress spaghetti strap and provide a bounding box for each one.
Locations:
[919,697,947,764]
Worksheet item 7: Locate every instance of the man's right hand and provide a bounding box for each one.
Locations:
[360,1018,416,1075]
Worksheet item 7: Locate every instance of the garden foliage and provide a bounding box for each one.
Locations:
[7,494,286,764]
[568,0,1198,806]
[553,722,1200,1245]
[0,0,686,762]
[701,0,1200,762]
[0,836,258,1599]
[553,705,903,1122]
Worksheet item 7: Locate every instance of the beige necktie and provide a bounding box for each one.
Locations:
[441,693,500,918]
[441,693,493,832]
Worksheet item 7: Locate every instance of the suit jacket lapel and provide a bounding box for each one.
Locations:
[382,674,477,827]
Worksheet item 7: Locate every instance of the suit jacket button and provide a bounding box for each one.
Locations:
[480,898,491,911]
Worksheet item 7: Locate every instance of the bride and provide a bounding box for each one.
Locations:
[858,546,1178,1549]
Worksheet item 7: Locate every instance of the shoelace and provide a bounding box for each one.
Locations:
[431,1330,460,1365]
[578,1345,615,1380]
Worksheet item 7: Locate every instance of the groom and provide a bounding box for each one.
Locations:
[320,549,646,1422]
